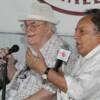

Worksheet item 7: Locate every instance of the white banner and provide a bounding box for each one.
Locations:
[0,0,100,35]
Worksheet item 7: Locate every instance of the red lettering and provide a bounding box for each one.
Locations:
[75,0,79,4]
[83,0,90,4]
[60,0,100,4]
[68,0,71,3]
[66,0,80,4]
[95,0,100,3]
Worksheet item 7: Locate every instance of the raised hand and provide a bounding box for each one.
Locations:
[0,48,17,80]
[26,48,47,74]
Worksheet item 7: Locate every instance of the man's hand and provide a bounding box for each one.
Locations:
[0,48,17,80]
[26,48,47,74]
[24,88,56,100]
[7,54,17,80]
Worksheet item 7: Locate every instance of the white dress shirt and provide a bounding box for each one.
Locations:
[62,45,100,100]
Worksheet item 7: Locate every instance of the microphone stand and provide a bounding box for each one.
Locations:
[2,62,8,100]
[0,45,19,100]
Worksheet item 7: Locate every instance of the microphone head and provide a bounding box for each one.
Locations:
[57,49,71,62]
[54,48,71,72]
[8,45,19,54]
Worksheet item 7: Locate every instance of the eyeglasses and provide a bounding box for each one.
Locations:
[20,21,45,31]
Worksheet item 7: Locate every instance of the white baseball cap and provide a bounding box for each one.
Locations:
[20,1,59,24]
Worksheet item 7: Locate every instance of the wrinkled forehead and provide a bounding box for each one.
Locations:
[78,15,92,24]
[76,15,95,28]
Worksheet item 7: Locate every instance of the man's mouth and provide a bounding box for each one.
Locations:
[76,42,81,48]
[28,34,35,37]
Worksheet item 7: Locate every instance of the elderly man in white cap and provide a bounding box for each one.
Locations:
[0,1,68,100]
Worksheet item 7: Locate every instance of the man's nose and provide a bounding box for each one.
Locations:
[74,31,81,39]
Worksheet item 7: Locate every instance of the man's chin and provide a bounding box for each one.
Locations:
[79,51,86,57]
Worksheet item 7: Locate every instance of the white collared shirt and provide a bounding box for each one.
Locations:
[1,34,67,100]
[63,45,100,100]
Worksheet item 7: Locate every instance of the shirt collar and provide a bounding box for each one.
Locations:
[82,44,100,60]
[40,34,57,52]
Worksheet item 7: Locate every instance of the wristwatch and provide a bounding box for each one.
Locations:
[41,67,50,80]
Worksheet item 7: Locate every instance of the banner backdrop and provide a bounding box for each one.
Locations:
[0,0,100,35]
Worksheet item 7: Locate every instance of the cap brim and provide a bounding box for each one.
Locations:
[19,15,59,25]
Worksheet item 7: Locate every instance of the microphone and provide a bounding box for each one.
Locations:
[1,45,19,99]
[2,45,19,61]
[54,48,71,71]
[8,45,19,54]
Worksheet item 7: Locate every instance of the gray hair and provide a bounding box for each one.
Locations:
[45,22,57,33]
